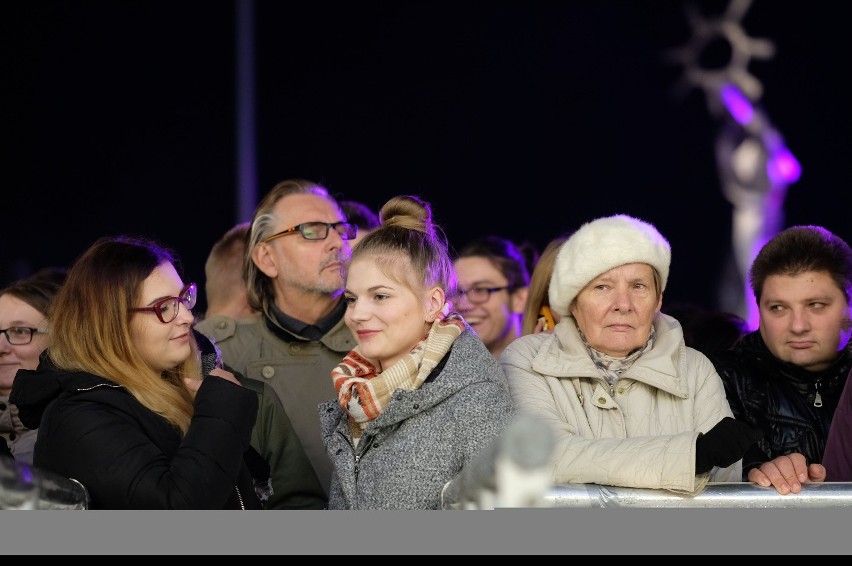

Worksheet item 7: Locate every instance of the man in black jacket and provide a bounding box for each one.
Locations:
[710,225,852,494]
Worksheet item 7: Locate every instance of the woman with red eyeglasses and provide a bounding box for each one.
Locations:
[10,235,265,509]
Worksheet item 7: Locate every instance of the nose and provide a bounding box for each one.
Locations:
[326,226,349,251]
[789,308,811,333]
[611,287,633,312]
[175,303,195,325]
[346,297,371,322]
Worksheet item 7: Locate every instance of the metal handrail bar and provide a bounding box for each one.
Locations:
[545,482,852,508]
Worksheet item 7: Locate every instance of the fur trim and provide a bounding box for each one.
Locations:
[549,214,671,316]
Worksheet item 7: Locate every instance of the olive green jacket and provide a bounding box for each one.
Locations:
[196,313,355,498]
[239,376,327,509]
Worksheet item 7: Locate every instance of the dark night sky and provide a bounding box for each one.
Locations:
[5,0,851,316]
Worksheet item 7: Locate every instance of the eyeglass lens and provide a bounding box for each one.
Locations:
[155,284,198,323]
[302,222,357,240]
[463,288,490,303]
[453,287,509,305]
[1,327,38,345]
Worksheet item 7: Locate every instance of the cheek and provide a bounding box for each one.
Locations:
[343,309,361,331]
[129,319,162,360]
[637,298,660,321]
[18,344,44,370]
[129,318,146,345]
[839,311,852,344]
[573,300,601,323]
[759,317,783,339]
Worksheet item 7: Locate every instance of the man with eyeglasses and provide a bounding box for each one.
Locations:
[195,179,357,500]
[452,236,533,360]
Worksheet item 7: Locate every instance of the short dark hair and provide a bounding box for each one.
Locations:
[750,226,852,304]
[340,200,380,231]
[0,267,68,316]
[455,235,536,292]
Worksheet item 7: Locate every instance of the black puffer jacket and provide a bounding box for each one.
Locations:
[709,330,851,479]
[10,363,262,509]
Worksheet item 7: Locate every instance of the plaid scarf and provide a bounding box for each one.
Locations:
[578,321,656,386]
[332,307,464,439]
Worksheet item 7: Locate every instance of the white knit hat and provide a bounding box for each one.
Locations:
[549,214,671,317]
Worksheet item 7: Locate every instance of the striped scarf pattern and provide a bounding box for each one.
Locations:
[332,308,464,432]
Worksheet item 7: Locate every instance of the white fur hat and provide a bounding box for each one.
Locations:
[549,214,671,317]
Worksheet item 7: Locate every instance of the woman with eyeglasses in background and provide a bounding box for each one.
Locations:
[0,267,66,464]
[10,236,264,509]
[452,236,537,360]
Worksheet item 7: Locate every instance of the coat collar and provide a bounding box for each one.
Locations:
[532,312,690,398]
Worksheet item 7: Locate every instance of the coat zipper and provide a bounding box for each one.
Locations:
[235,485,245,509]
[353,435,375,482]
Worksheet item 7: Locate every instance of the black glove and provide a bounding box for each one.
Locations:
[695,417,764,474]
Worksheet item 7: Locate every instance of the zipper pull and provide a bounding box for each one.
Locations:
[814,381,823,408]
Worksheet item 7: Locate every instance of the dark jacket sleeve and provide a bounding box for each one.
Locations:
[36,375,258,509]
[823,374,852,481]
[183,375,259,477]
[245,378,328,509]
[709,352,771,479]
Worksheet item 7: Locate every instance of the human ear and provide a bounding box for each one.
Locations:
[511,286,529,314]
[251,244,278,278]
[426,286,446,321]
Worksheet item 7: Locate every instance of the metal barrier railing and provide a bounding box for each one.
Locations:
[546,482,852,508]
[442,416,852,510]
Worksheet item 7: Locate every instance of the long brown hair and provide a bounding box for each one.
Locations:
[47,236,199,434]
[522,235,569,335]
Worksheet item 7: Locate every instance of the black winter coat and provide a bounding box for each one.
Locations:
[709,330,851,479]
[10,366,262,509]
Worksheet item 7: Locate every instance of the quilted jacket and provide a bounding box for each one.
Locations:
[501,312,741,495]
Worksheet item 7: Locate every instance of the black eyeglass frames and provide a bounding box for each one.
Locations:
[449,286,510,305]
[261,221,358,244]
[0,326,49,345]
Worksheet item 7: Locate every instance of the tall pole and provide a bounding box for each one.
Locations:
[235,0,258,222]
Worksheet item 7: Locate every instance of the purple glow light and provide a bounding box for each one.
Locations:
[720,83,754,125]
[767,146,802,185]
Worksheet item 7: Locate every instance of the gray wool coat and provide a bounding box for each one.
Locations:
[318,326,514,509]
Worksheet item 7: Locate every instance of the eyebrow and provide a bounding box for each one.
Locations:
[141,289,183,306]
[345,285,395,295]
[765,294,836,304]
[463,279,505,287]
[2,319,44,327]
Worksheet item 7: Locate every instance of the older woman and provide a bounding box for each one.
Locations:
[500,214,761,494]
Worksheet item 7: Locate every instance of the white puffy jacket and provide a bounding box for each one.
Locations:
[500,312,741,495]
